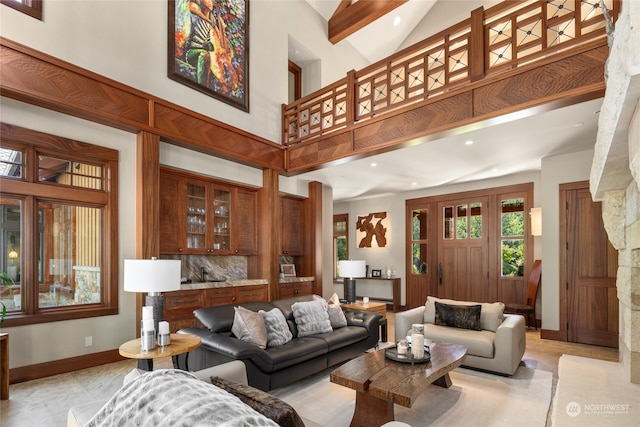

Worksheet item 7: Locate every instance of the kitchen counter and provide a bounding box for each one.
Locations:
[180,279,268,290]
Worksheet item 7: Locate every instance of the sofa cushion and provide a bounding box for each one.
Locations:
[424,296,505,332]
[259,308,293,347]
[231,306,268,348]
[248,337,328,373]
[313,293,348,329]
[311,325,369,351]
[425,324,495,358]
[434,301,481,330]
[291,299,332,337]
[195,301,275,333]
[210,376,305,427]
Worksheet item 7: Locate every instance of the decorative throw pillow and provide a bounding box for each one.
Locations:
[425,296,505,331]
[231,306,268,348]
[259,308,293,347]
[291,299,332,337]
[434,301,482,330]
[210,376,305,427]
[313,293,348,329]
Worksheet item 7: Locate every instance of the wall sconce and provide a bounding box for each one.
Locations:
[530,207,542,236]
[338,260,366,303]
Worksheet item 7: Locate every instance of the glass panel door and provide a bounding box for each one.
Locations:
[186,182,207,250]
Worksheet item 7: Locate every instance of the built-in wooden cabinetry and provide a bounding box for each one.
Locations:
[163,284,267,333]
[159,168,257,255]
[279,280,313,298]
[280,195,305,255]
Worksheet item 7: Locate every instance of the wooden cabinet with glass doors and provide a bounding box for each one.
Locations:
[159,169,257,255]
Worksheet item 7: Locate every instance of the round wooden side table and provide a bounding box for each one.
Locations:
[119,333,201,371]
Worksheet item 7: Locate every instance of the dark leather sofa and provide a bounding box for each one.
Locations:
[175,295,381,391]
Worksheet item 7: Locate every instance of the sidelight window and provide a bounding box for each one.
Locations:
[501,198,525,276]
[333,214,348,279]
[411,209,428,274]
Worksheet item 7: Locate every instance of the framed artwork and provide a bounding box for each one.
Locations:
[168,0,249,111]
[356,212,389,248]
[371,269,382,278]
[280,264,296,277]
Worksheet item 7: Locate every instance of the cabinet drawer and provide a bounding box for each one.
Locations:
[166,315,199,333]
[206,287,237,305]
[237,286,266,302]
[164,290,204,313]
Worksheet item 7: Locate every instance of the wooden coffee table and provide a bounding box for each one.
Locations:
[330,342,467,426]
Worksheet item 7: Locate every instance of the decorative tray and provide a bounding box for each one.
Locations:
[385,347,431,364]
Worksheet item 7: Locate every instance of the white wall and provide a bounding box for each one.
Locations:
[540,149,595,330]
[0,0,367,145]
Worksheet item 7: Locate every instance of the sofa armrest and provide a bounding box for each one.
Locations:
[493,314,526,375]
[344,309,380,331]
[394,306,425,343]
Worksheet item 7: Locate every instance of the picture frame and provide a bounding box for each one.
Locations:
[168,0,249,112]
[371,269,382,278]
[280,264,296,277]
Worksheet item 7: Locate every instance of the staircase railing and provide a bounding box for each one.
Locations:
[283,0,618,146]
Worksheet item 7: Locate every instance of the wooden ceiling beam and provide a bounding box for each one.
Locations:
[328,0,408,44]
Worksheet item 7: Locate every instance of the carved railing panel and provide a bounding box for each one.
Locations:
[283,0,617,147]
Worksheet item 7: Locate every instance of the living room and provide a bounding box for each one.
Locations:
[0,0,639,426]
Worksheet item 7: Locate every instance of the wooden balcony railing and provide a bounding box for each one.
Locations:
[283,0,618,147]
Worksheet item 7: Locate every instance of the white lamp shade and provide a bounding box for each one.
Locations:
[338,260,367,278]
[123,259,181,293]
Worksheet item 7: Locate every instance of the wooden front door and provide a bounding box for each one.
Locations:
[562,182,618,348]
[437,197,490,302]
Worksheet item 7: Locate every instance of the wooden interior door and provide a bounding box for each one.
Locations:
[437,197,490,302]
[563,183,618,348]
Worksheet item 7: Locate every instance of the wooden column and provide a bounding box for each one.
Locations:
[258,168,280,300]
[306,181,323,296]
[134,131,161,331]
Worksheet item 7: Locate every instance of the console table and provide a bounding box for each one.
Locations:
[355,277,401,312]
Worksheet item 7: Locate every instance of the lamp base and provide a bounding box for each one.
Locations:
[344,278,356,303]
[145,293,164,336]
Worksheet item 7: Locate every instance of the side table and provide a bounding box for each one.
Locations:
[119,333,201,371]
[342,301,388,342]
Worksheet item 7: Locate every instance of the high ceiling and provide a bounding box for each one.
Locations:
[293,0,603,202]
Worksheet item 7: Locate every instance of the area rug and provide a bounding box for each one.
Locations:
[271,363,552,427]
[551,355,640,427]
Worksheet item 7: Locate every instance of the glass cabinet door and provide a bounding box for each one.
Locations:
[212,187,232,251]
[186,182,207,250]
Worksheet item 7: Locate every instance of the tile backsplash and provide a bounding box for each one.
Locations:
[161,255,248,282]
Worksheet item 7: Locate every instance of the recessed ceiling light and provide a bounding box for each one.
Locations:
[572,122,584,127]
[294,50,300,55]
[393,16,401,27]
[492,168,499,172]
[465,140,474,145]
[370,162,377,167]
[411,182,417,186]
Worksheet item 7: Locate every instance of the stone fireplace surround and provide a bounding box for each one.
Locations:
[590,0,640,383]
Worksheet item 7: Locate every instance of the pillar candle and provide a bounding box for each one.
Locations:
[158,321,170,335]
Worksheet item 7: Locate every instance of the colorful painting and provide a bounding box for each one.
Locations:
[169,0,249,111]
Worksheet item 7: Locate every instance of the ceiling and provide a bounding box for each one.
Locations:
[293,0,603,202]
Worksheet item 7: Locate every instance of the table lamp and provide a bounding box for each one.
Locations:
[124,257,181,335]
[338,260,366,303]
